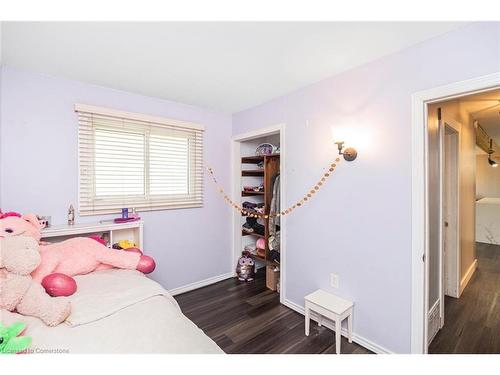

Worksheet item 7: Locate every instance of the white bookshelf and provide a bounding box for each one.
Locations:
[41,220,143,250]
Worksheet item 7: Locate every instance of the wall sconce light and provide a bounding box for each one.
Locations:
[488,156,497,167]
[488,139,498,167]
[334,141,358,161]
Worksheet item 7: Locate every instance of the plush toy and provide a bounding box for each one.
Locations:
[236,251,255,282]
[0,236,71,326]
[0,213,41,239]
[117,239,136,249]
[0,322,32,354]
[41,273,77,297]
[88,235,107,246]
[125,247,143,255]
[0,212,156,297]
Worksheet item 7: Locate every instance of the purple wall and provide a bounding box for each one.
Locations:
[232,22,500,353]
[0,67,233,291]
[1,22,498,353]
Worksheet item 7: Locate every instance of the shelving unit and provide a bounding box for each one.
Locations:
[41,220,143,249]
[240,153,280,291]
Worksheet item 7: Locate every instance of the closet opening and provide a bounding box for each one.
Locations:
[231,124,285,302]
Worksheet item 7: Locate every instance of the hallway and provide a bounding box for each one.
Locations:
[429,242,500,353]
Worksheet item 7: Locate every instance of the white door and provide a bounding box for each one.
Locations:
[443,124,460,300]
[429,117,461,345]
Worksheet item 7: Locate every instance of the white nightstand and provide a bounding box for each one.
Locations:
[304,289,354,354]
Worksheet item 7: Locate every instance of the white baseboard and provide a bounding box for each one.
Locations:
[427,299,440,345]
[460,259,478,295]
[169,272,234,296]
[282,299,395,354]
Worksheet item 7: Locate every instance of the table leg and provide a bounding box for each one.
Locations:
[335,318,341,354]
[318,316,322,327]
[305,306,310,336]
[347,313,353,343]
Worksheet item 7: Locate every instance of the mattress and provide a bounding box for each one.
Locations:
[0,269,223,354]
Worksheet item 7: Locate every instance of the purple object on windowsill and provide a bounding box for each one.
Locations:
[113,217,140,224]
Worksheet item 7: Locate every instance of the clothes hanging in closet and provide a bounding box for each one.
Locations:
[268,174,280,256]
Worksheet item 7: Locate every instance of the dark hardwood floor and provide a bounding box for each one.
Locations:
[175,269,372,354]
[429,242,500,353]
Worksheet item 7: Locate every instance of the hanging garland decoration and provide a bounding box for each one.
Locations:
[206,156,342,218]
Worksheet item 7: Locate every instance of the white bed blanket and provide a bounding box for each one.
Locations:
[0,269,223,354]
[67,269,172,326]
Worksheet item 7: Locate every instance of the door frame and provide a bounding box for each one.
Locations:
[411,72,500,354]
[231,123,286,303]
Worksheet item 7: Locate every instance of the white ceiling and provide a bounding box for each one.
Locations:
[1,22,466,113]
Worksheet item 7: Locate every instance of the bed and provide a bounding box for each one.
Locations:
[1,269,223,354]
[476,197,500,245]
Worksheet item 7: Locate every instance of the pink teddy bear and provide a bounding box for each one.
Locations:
[0,212,156,297]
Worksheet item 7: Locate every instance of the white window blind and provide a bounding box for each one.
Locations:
[76,104,204,215]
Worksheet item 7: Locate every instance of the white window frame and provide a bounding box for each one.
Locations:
[75,104,204,216]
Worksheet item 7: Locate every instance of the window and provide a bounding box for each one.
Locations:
[76,104,204,215]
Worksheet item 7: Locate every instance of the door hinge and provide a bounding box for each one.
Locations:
[422,254,426,262]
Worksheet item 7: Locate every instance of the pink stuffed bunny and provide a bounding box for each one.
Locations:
[0,212,156,297]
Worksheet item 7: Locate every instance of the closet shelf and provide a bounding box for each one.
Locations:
[242,191,265,196]
[241,156,264,164]
[242,170,264,176]
[249,253,267,263]
[242,230,265,238]
[249,253,280,267]
[241,210,265,217]
[241,154,280,164]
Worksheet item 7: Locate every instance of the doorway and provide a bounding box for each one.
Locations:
[411,72,500,354]
[231,124,286,303]
[427,89,500,353]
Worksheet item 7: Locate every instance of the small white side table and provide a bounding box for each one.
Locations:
[304,290,354,354]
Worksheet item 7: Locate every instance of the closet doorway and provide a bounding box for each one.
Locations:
[231,124,286,303]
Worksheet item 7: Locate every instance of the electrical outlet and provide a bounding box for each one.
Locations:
[330,273,339,288]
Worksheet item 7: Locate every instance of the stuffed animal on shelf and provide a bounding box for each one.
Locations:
[0,322,32,354]
[0,212,156,298]
[117,239,136,249]
[236,251,255,282]
[0,236,71,326]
